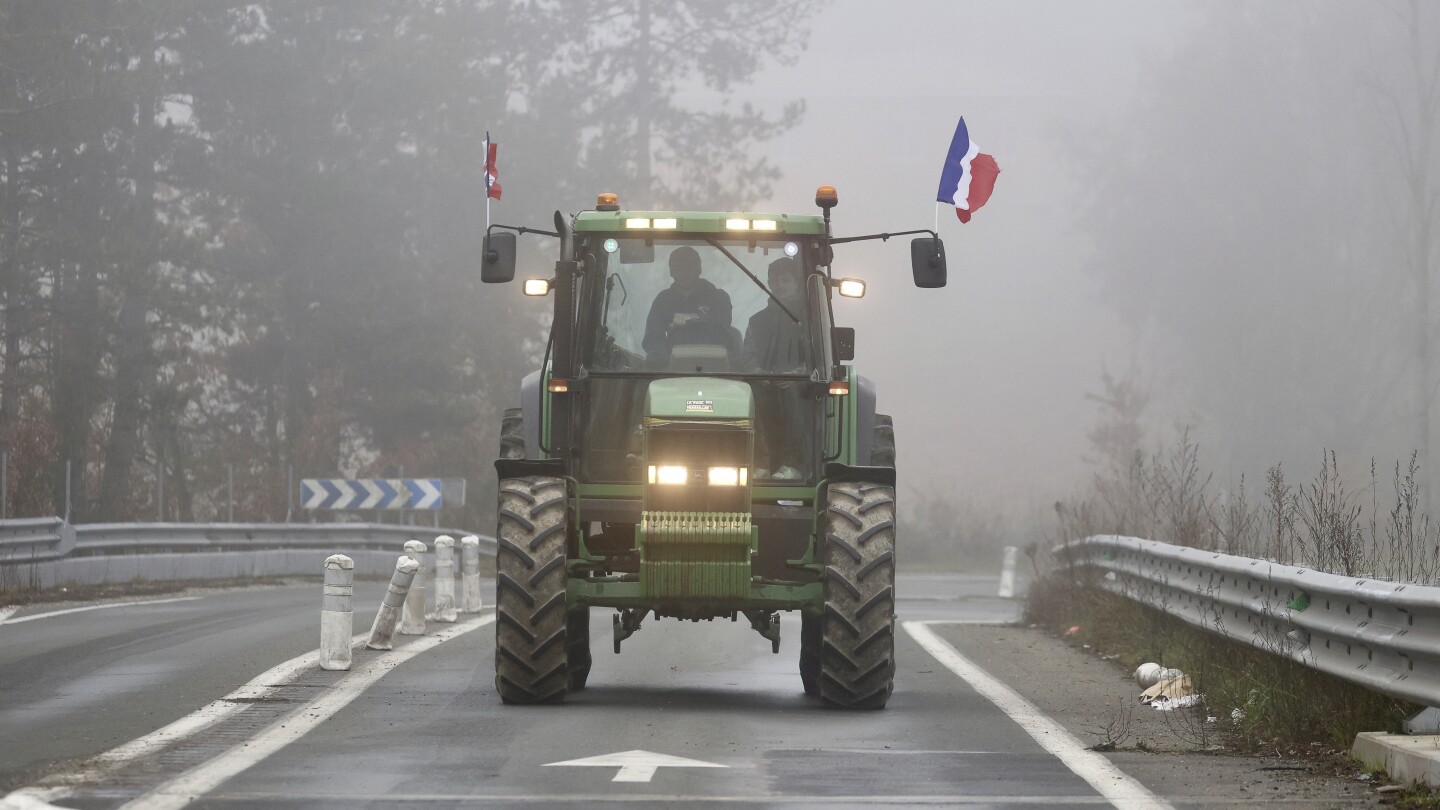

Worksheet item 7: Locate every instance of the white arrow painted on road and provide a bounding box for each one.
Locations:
[543,749,727,783]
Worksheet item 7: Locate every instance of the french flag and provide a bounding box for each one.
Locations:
[935,117,999,223]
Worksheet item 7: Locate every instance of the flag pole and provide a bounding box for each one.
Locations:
[934,201,940,234]
[484,130,491,236]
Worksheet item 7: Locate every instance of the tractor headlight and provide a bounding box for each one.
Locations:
[649,465,688,485]
[707,466,747,487]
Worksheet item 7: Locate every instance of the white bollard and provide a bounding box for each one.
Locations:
[998,545,1018,599]
[433,535,458,623]
[460,535,483,613]
[320,554,354,671]
[367,555,420,650]
[399,539,428,635]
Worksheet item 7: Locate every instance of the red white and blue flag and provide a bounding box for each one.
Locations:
[935,117,999,223]
[483,132,502,200]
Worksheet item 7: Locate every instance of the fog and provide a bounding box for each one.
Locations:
[1,2,1435,551]
[755,1,1439,538]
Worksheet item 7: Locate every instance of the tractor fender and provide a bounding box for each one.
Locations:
[854,374,878,465]
[520,369,542,459]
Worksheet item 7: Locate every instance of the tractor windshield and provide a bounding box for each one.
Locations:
[584,236,813,375]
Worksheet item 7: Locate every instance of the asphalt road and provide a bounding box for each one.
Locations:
[0,572,1178,809]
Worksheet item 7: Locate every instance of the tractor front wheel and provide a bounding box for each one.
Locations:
[500,407,525,460]
[799,612,821,696]
[871,413,895,466]
[567,608,592,690]
[819,481,896,709]
[494,475,570,704]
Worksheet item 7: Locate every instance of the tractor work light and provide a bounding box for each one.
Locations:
[649,465,688,485]
[652,217,678,229]
[724,218,750,230]
[751,219,778,231]
[596,193,619,211]
[828,381,850,396]
[707,466,747,487]
[547,378,570,394]
[523,278,551,296]
[624,218,651,229]
[836,278,866,298]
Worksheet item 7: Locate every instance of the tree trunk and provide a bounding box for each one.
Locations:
[97,288,150,519]
[636,0,652,195]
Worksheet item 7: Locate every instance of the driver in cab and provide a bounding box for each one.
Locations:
[642,246,733,367]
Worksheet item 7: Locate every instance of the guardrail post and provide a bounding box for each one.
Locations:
[461,535,482,613]
[399,539,428,635]
[433,535,457,623]
[320,554,355,670]
[998,545,1018,598]
[367,555,420,650]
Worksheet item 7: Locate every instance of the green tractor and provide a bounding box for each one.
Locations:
[482,186,946,709]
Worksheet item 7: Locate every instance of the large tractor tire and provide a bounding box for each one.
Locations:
[500,407,525,460]
[819,481,896,709]
[567,608,592,690]
[494,475,570,704]
[871,413,895,467]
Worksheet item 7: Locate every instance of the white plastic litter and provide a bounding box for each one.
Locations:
[399,539,428,635]
[460,535,483,613]
[320,554,354,671]
[366,555,420,650]
[432,535,458,623]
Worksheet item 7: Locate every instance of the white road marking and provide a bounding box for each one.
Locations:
[122,614,495,810]
[0,629,373,806]
[903,620,1175,810]
[0,607,17,624]
[204,791,1114,804]
[0,788,73,810]
[544,750,728,783]
[0,596,201,626]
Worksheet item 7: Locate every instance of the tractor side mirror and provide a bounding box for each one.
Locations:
[832,327,855,362]
[482,231,517,283]
[910,237,947,288]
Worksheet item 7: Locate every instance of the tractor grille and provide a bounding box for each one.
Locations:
[639,511,753,599]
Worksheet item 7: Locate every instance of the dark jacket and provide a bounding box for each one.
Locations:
[743,301,808,373]
[643,279,733,359]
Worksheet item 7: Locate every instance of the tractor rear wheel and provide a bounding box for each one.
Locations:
[494,475,570,704]
[871,413,895,466]
[500,407,525,460]
[819,481,896,709]
[567,608,592,690]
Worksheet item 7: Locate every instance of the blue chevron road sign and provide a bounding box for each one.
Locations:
[300,478,463,510]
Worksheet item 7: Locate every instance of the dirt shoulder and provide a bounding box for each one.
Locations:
[934,622,1389,808]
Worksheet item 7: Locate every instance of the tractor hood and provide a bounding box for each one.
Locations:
[645,378,753,421]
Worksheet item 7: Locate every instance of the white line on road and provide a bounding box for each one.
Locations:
[903,620,1175,810]
[122,613,495,810]
[0,628,375,809]
[0,607,17,624]
[0,596,201,626]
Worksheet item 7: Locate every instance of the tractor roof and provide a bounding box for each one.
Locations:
[573,209,826,236]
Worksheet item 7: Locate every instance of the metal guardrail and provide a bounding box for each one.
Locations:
[0,518,494,564]
[1060,535,1440,708]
